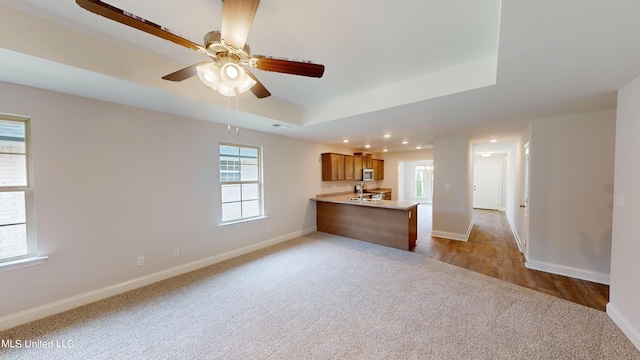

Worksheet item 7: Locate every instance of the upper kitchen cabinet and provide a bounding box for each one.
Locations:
[322,152,383,181]
[355,152,373,169]
[354,156,363,181]
[373,159,384,180]
[322,153,346,181]
[345,155,355,180]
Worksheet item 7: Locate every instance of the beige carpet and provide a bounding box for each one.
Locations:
[1,232,638,359]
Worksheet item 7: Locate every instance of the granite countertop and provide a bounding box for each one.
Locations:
[311,194,418,210]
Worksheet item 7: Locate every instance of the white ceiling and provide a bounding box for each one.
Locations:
[1,0,639,154]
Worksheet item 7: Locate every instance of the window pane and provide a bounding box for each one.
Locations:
[222,203,241,222]
[242,184,259,201]
[241,164,258,181]
[0,154,27,186]
[240,147,257,159]
[220,145,239,157]
[0,192,26,226]
[221,185,241,203]
[242,200,260,218]
[0,224,27,260]
[0,189,27,261]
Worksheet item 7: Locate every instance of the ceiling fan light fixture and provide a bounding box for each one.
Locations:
[197,63,221,90]
[237,75,257,94]
[196,61,255,97]
[220,59,246,88]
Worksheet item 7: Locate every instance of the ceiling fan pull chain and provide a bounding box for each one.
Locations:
[235,88,240,135]
[226,95,231,133]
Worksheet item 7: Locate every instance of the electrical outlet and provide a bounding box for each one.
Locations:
[173,248,180,257]
[137,256,145,266]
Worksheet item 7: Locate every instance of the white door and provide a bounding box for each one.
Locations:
[473,163,501,210]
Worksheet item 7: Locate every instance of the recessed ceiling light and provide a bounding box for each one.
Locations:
[343,139,349,143]
[402,141,408,145]
[416,146,422,150]
[481,152,492,157]
[365,144,371,149]
[271,124,288,128]
[490,139,498,143]
[383,149,388,152]
[384,134,391,139]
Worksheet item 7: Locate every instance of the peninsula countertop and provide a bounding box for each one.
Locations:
[311,193,418,210]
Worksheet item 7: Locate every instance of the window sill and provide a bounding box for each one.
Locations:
[218,215,269,228]
[0,256,49,273]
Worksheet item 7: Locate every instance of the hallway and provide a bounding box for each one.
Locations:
[413,204,610,311]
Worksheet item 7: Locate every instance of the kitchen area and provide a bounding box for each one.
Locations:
[312,152,419,251]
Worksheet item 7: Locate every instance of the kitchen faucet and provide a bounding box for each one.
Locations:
[359,181,364,199]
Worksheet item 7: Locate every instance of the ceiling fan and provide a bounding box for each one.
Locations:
[76,0,325,99]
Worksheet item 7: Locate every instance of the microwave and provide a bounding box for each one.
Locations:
[362,168,374,181]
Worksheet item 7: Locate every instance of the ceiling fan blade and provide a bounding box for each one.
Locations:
[162,62,209,82]
[76,0,208,55]
[245,70,271,98]
[220,0,260,51]
[251,56,325,78]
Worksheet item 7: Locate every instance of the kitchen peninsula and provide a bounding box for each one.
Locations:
[312,194,418,251]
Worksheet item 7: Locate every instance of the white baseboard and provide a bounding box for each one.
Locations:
[432,221,474,242]
[525,258,610,285]
[607,303,640,352]
[505,213,524,255]
[0,226,317,332]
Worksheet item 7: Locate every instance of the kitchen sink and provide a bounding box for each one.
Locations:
[347,197,377,201]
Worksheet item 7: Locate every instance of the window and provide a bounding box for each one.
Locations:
[415,166,425,198]
[219,143,263,223]
[0,114,34,264]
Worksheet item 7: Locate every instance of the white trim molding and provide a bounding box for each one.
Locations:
[432,221,474,242]
[607,303,640,351]
[505,214,524,255]
[525,259,610,285]
[0,256,48,273]
[0,227,316,332]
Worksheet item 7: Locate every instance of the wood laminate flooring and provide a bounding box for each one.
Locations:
[413,204,610,311]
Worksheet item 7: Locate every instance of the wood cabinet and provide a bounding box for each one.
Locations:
[345,155,355,180]
[322,153,345,181]
[373,159,384,180]
[355,152,373,168]
[354,156,363,180]
[322,152,384,181]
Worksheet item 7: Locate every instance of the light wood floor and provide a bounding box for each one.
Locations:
[413,204,610,311]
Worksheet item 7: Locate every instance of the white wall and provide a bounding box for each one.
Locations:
[608,75,640,350]
[0,81,341,329]
[432,136,473,241]
[526,110,615,284]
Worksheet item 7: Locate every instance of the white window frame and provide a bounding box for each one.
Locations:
[218,142,265,225]
[0,114,46,271]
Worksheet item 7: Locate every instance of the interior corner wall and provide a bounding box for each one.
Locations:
[608,75,640,351]
[0,81,334,329]
[432,136,473,241]
[526,110,616,284]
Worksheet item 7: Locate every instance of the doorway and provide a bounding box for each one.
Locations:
[473,162,502,210]
[398,160,433,203]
